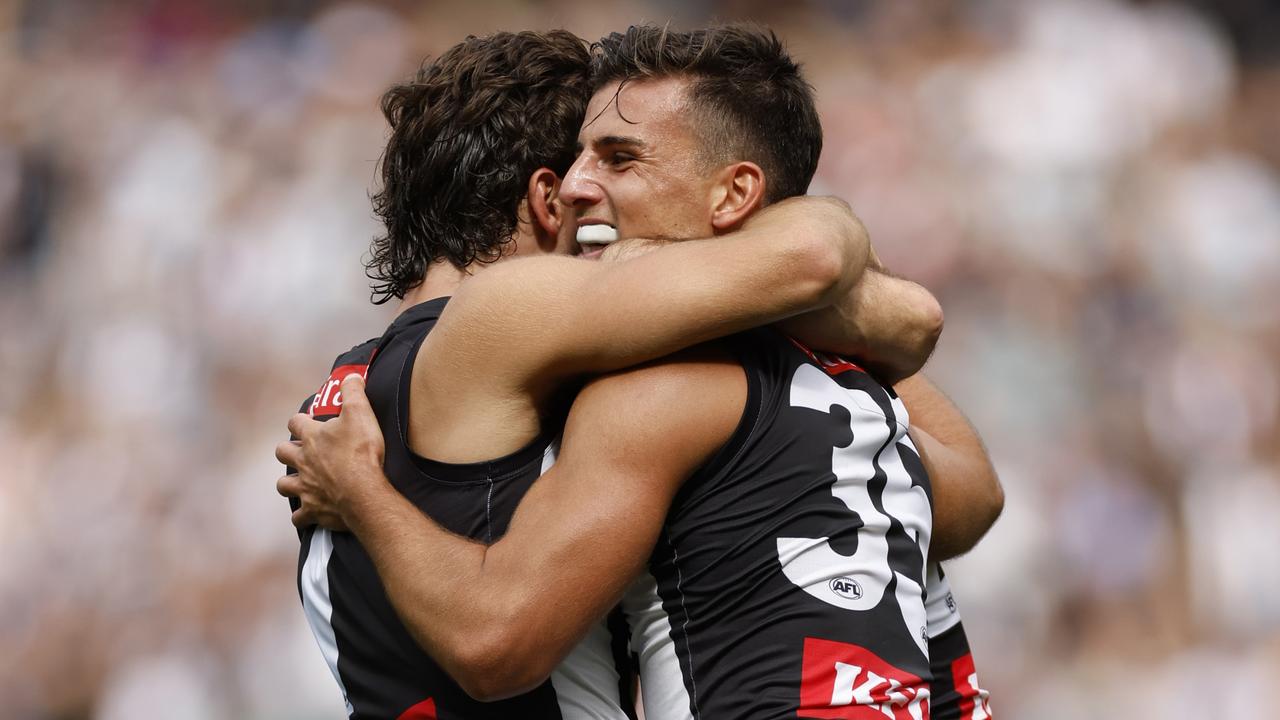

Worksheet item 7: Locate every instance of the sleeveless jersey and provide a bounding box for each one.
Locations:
[291,298,634,720]
[622,330,935,720]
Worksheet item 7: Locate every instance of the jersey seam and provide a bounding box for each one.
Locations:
[661,337,761,720]
[393,334,414,463]
[484,478,494,544]
[668,535,702,719]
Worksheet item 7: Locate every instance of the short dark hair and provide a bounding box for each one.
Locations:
[367,30,590,304]
[589,24,822,204]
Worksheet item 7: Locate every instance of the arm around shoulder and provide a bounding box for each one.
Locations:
[779,263,944,386]
[435,196,870,390]
[367,346,748,700]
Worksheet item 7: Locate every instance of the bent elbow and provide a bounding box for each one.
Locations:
[925,297,945,344]
[915,295,944,362]
[456,673,531,704]
[963,468,1004,554]
[983,472,1005,529]
[896,289,945,383]
[795,209,869,306]
[872,294,943,386]
[449,626,554,702]
[790,236,845,306]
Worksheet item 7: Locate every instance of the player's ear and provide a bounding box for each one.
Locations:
[709,161,766,233]
[528,167,563,248]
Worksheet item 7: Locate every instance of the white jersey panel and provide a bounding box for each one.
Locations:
[543,439,634,719]
[300,527,354,716]
[621,572,695,720]
[924,561,963,639]
[550,620,631,719]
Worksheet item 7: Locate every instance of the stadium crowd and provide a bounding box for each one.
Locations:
[1,0,1277,717]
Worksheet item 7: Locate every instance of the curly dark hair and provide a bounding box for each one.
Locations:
[367,30,591,304]
[589,24,822,204]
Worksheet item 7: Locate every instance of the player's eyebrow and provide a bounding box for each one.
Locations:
[594,135,647,151]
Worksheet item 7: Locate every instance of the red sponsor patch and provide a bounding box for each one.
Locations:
[798,637,929,720]
[950,652,992,720]
[788,337,866,377]
[396,697,437,720]
[309,363,369,417]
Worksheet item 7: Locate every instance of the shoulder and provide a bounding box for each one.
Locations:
[421,256,595,378]
[579,342,743,403]
[563,343,747,468]
[306,337,381,419]
[446,256,591,330]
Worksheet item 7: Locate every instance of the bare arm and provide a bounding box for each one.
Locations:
[277,356,743,700]
[778,266,943,386]
[605,230,943,386]
[438,195,870,383]
[896,374,1003,560]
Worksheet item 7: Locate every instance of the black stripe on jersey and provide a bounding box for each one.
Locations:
[295,526,314,608]
[607,607,639,720]
[927,621,973,720]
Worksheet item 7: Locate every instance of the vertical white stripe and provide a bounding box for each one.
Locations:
[924,561,962,638]
[622,572,695,720]
[540,437,560,475]
[300,527,354,716]
[540,436,630,719]
[550,621,631,719]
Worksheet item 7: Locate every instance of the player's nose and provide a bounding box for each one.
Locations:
[560,152,603,208]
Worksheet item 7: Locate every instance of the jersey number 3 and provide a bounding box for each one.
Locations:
[778,364,932,654]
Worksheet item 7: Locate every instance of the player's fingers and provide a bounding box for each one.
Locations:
[276,474,302,499]
[287,412,315,440]
[338,374,375,422]
[291,507,312,528]
[275,439,302,468]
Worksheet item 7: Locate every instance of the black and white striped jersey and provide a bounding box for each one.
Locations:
[923,563,993,720]
[291,298,633,720]
[622,330,936,720]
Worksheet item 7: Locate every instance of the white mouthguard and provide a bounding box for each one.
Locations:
[576,225,619,244]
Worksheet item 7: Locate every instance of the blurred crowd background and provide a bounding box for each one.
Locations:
[2,0,1277,717]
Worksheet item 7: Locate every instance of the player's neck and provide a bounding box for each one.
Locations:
[395,255,508,315]
[398,260,463,314]
[396,230,544,315]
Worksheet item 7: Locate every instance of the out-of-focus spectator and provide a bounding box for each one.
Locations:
[2,1,1276,718]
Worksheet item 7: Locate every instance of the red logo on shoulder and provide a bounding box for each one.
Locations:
[309,364,369,417]
[788,337,865,377]
[798,637,929,720]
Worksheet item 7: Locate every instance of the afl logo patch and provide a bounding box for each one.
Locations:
[829,577,863,600]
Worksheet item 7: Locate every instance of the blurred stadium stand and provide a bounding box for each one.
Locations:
[1,1,1277,718]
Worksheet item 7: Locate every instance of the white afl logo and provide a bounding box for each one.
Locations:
[829,577,863,600]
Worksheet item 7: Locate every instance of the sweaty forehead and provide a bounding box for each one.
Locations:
[581,76,694,140]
